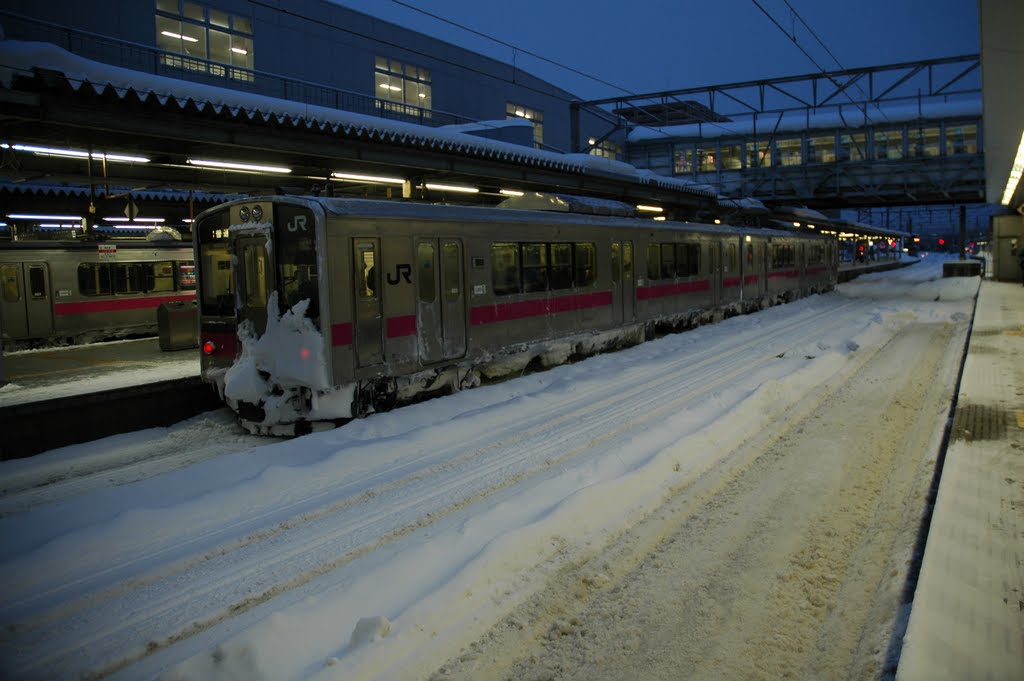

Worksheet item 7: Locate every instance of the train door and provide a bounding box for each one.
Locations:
[611,240,635,325]
[710,241,722,303]
[416,238,466,364]
[353,238,383,367]
[0,262,52,340]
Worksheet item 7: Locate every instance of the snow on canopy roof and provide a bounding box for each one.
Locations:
[0,180,233,202]
[831,218,911,238]
[0,40,714,199]
[628,99,982,143]
[717,196,769,212]
[496,192,637,216]
[774,205,830,222]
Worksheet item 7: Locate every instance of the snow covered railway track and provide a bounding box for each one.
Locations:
[1,296,875,680]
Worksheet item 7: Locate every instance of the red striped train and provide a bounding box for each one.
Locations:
[193,194,837,435]
[0,239,195,349]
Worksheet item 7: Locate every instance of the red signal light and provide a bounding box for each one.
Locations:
[938,239,945,246]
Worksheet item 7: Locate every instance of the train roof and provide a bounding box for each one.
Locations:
[0,239,192,250]
[213,196,831,240]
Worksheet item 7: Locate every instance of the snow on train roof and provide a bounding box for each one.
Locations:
[241,195,817,238]
[0,41,713,198]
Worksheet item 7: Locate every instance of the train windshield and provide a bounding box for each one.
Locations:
[273,203,319,322]
[195,209,233,317]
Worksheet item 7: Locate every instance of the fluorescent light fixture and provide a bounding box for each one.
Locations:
[188,158,292,174]
[114,224,156,230]
[379,84,402,92]
[499,189,524,197]
[331,171,405,185]
[8,213,83,221]
[231,47,248,55]
[636,205,663,213]
[3,142,149,163]
[792,221,801,227]
[103,217,165,223]
[1000,129,1024,206]
[713,219,722,224]
[161,30,198,43]
[39,223,79,229]
[424,183,479,194]
[652,216,667,221]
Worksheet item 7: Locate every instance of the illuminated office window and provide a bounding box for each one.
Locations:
[945,124,978,155]
[839,133,867,161]
[874,129,904,160]
[745,141,771,168]
[376,57,432,117]
[719,143,742,170]
[697,146,716,172]
[807,134,837,163]
[155,1,254,81]
[909,126,941,157]
[507,103,544,148]
[673,146,693,174]
[776,138,802,166]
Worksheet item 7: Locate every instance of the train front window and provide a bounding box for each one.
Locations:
[196,211,232,317]
[274,204,319,319]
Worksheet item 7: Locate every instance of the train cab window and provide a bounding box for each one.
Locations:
[241,243,270,307]
[442,242,461,301]
[1,265,20,302]
[522,243,548,293]
[358,249,377,299]
[78,263,111,296]
[28,266,46,298]
[574,243,596,287]
[418,242,436,303]
[548,244,571,291]
[491,243,521,296]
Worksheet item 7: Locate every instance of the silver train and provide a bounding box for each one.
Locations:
[0,240,196,348]
[194,195,838,435]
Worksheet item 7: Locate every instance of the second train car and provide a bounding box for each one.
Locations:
[194,195,837,435]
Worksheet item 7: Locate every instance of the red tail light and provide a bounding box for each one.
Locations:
[202,340,217,355]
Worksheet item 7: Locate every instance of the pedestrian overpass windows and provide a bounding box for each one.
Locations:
[588,138,622,160]
[839,133,867,162]
[507,104,544,149]
[696,147,716,172]
[719,144,742,170]
[946,124,978,155]
[776,138,802,166]
[155,1,254,81]
[874,130,904,160]
[807,135,837,164]
[746,142,771,168]
[377,58,432,117]
[910,126,941,158]
[674,146,694,175]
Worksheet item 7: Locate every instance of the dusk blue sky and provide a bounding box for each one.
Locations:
[333,0,980,101]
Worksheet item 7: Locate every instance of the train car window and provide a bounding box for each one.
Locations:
[176,263,197,291]
[442,242,461,301]
[196,209,232,316]
[358,249,377,299]
[28,266,46,299]
[548,243,570,290]
[725,243,738,273]
[677,243,700,277]
[78,263,111,296]
[522,243,548,293]
[147,261,176,292]
[660,244,677,279]
[418,242,436,303]
[275,204,319,318]
[1,265,20,303]
[611,243,621,284]
[623,242,633,280]
[113,263,145,294]
[771,245,795,269]
[491,242,520,296]
[574,243,595,287]
[647,244,660,280]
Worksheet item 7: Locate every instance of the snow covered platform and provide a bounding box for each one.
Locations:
[896,279,1024,681]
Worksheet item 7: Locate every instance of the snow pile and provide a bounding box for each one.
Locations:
[224,293,335,424]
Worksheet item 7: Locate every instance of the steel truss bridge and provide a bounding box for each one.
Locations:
[572,55,984,210]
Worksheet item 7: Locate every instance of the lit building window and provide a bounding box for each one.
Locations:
[909,126,941,158]
[874,129,904,160]
[155,0,254,82]
[807,134,837,163]
[719,143,742,170]
[696,146,716,172]
[839,133,867,161]
[945,123,978,155]
[507,103,544,149]
[587,137,622,160]
[376,57,432,117]
[745,141,771,168]
[776,138,802,166]
[673,146,693,174]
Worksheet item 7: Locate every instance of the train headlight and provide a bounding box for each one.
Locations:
[238,206,250,222]
[202,339,217,356]
[251,205,263,221]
